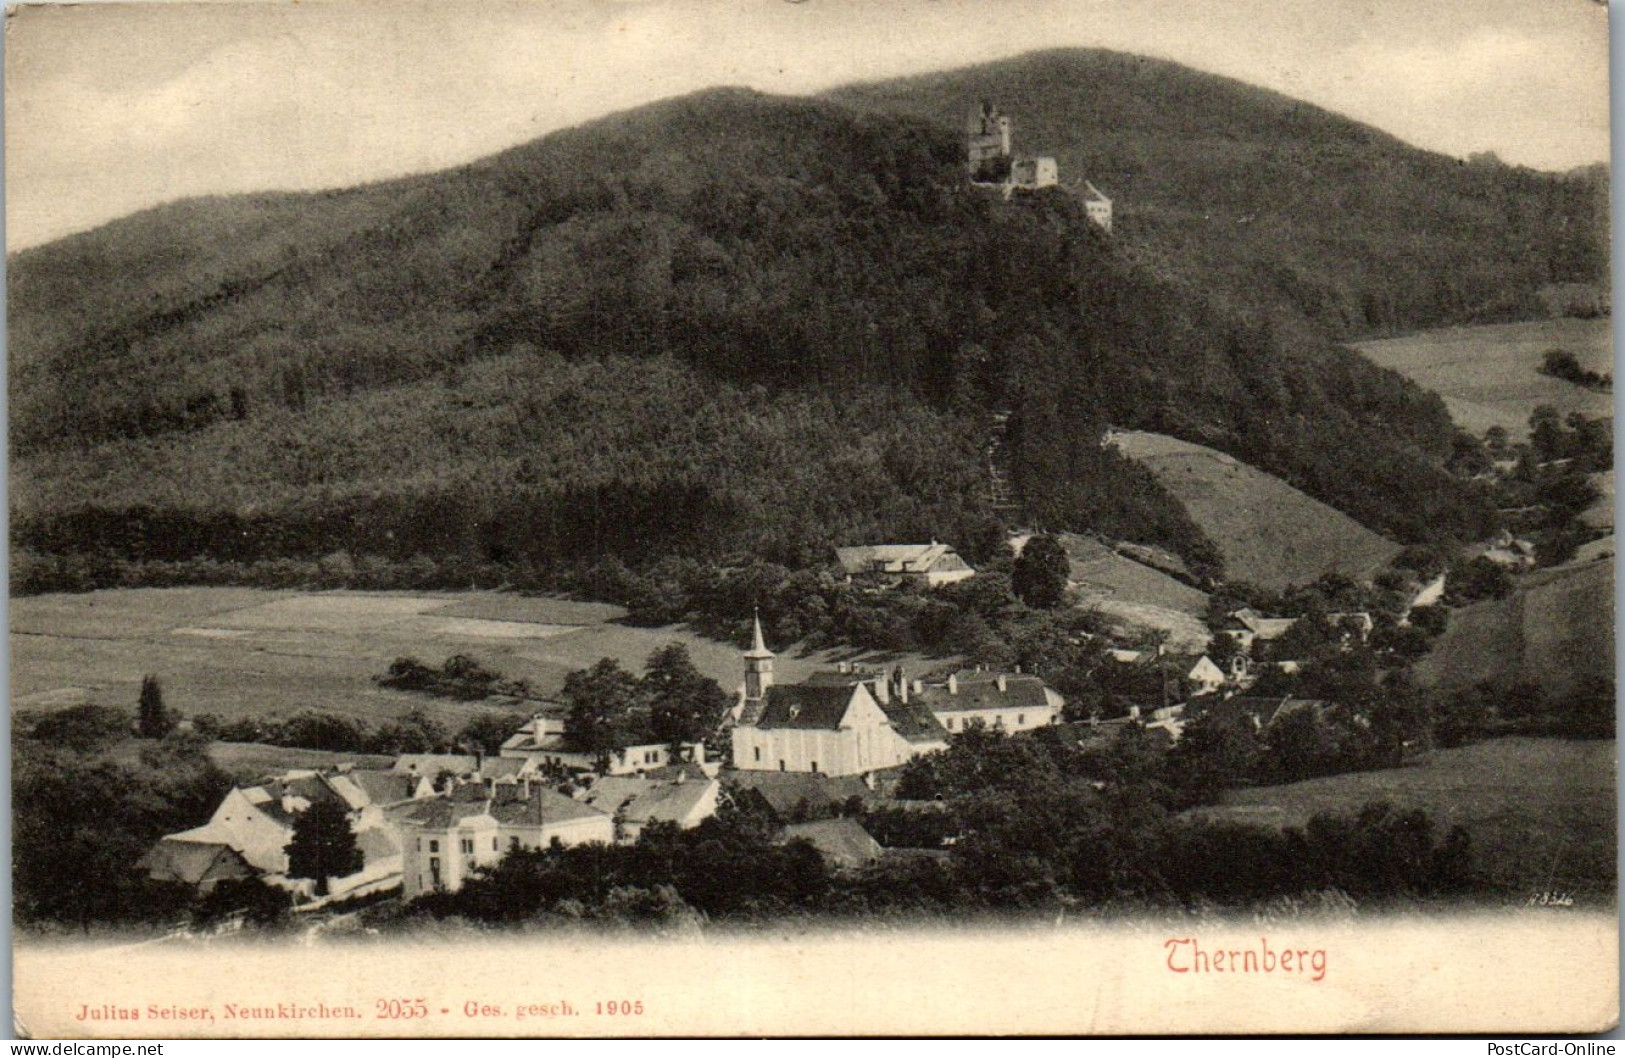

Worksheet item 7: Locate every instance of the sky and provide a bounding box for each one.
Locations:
[4,0,1612,250]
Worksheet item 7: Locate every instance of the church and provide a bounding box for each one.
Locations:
[730,618,949,777]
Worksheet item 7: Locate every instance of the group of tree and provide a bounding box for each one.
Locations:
[376,654,533,701]
[1539,349,1611,392]
[559,645,732,762]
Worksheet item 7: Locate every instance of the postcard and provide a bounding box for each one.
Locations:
[6,0,1616,1038]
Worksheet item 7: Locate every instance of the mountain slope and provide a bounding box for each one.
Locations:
[828,49,1608,340]
[10,77,1500,587]
[1107,431,1400,590]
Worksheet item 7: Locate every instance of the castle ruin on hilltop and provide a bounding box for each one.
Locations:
[967,101,1113,233]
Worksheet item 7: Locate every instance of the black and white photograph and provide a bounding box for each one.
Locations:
[5,0,1616,1037]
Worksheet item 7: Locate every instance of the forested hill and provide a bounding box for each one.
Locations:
[11,80,1495,588]
[828,49,1608,339]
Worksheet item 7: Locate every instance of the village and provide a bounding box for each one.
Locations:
[131,526,1465,915]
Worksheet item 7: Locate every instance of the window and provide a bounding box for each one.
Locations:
[416,838,421,852]
[460,838,474,854]
[811,760,818,774]
[1018,714,1025,725]
[754,747,761,762]
[492,838,499,851]
[429,840,439,853]
[779,760,786,771]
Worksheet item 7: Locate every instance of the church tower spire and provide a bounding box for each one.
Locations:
[743,610,774,702]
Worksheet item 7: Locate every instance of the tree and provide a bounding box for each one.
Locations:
[1167,710,1261,806]
[561,658,646,762]
[459,712,525,755]
[642,643,730,746]
[29,704,132,752]
[1011,534,1071,609]
[137,675,176,739]
[284,799,363,897]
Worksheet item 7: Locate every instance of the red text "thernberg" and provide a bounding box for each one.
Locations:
[1163,937,1327,981]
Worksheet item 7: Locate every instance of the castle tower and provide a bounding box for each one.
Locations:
[743,612,774,702]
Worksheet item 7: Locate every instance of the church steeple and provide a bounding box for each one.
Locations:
[743,610,774,701]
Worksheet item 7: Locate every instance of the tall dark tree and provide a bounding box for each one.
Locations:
[1012,534,1071,610]
[137,674,176,739]
[642,643,730,746]
[561,658,645,761]
[284,799,363,897]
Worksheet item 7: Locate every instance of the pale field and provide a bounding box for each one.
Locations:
[1353,318,1614,439]
[1187,737,1617,895]
[1109,430,1400,590]
[11,589,946,731]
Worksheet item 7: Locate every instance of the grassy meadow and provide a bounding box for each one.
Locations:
[11,588,946,732]
[1186,737,1617,898]
[1354,319,1613,439]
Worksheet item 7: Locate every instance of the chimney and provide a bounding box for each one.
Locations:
[1014,663,1022,674]
[996,674,1008,693]
[838,661,850,674]
[912,679,924,696]
[896,667,908,703]
[675,769,687,785]
[873,675,890,705]
[947,674,958,695]
[1129,705,1141,720]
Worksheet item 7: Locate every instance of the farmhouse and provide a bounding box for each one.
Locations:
[397,782,613,898]
[1219,608,1299,654]
[781,818,884,870]
[579,772,721,842]
[1186,655,1227,696]
[834,542,976,587]
[498,704,708,776]
[139,767,428,899]
[912,668,1063,733]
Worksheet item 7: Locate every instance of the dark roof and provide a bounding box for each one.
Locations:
[348,770,420,806]
[755,684,858,730]
[879,700,950,744]
[783,818,882,868]
[490,787,609,828]
[396,797,492,830]
[1192,696,1329,729]
[914,673,1052,713]
[799,670,878,688]
[724,772,879,815]
[137,839,255,888]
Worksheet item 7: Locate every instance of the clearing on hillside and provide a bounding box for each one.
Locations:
[1052,534,1211,651]
[1106,431,1400,590]
[1418,554,1614,696]
[1184,737,1616,898]
[1354,319,1612,440]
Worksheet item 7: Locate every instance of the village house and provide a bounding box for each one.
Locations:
[1218,608,1299,655]
[731,619,948,776]
[1190,695,1331,734]
[397,781,614,899]
[1186,655,1228,696]
[1010,156,1059,190]
[912,667,1063,734]
[498,706,709,777]
[579,771,720,843]
[138,767,430,900]
[834,542,976,587]
[781,817,884,871]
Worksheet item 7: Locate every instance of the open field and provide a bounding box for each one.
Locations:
[1108,430,1400,590]
[1354,319,1613,439]
[1418,553,1614,696]
[1055,534,1211,651]
[1186,738,1617,896]
[11,589,946,731]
